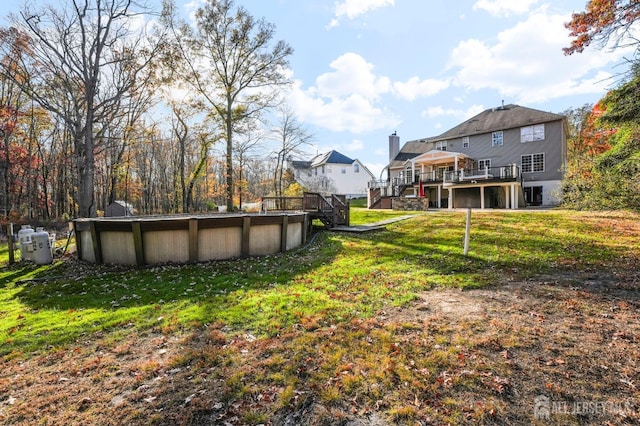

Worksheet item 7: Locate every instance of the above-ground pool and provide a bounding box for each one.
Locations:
[73,212,309,266]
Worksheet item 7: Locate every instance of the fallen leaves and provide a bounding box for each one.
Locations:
[529,310,545,321]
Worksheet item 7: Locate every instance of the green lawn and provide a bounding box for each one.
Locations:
[0,209,630,355]
[1,209,638,425]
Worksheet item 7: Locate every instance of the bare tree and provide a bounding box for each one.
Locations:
[163,0,293,211]
[233,127,264,209]
[169,104,220,213]
[1,0,165,217]
[271,105,314,199]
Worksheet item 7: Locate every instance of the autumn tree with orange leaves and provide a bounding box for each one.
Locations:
[562,0,640,210]
[564,0,640,55]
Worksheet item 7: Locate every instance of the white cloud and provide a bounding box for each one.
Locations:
[394,77,450,101]
[329,0,394,28]
[289,87,399,133]
[183,0,203,22]
[472,0,540,17]
[286,53,400,133]
[314,53,392,100]
[446,6,633,105]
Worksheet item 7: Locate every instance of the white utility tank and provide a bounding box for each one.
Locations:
[31,228,53,265]
[17,225,34,261]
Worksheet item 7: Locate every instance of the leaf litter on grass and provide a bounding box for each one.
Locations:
[0,210,639,425]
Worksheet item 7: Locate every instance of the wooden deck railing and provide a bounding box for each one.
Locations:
[331,194,349,226]
[261,196,304,211]
[261,192,349,227]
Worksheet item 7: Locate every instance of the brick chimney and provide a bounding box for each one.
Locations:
[389,131,399,163]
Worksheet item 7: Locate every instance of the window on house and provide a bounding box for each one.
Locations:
[533,153,545,171]
[521,124,545,142]
[492,131,503,147]
[478,159,491,170]
[354,163,360,173]
[327,166,332,173]
[341,168,346,174]
[404,167,413,183]
[321,165,325,174]
[436,141,447,151]
[522,153,545,172]
[314,168,317,176]
[462,136,469,148]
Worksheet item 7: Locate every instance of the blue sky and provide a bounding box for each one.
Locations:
[1,0,635,178]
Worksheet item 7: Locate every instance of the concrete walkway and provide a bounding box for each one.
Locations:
[330,214,420,232]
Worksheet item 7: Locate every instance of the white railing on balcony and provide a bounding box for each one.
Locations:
[368,164,520,196]
[368,180,390,189]
[444,164,520,184]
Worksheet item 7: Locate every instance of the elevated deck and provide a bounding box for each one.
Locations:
[261,192,349,228]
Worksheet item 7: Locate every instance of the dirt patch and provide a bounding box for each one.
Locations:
[390,270,640,323]
[374,270,640,424]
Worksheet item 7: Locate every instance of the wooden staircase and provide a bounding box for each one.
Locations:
[368,188,382,209]
[260,192,350,229]
[303,193,349,228]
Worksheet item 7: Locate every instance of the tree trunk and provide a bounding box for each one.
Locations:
[225,102,234,212]
[76,126,96,218]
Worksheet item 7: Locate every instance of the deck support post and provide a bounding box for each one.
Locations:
[188,219,199,262]
[504,186,511,209]
[89,221,103,265]
[241,216,251,257]
[464,208,471,256]
[280,215,289,252]
[132,221,145,266]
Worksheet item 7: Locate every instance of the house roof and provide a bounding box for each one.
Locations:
[410,149,470,165]
[289,150,375,178]
[112,200,134,209]
[289,160,312,170]
[352,159,376,179]
[434,104,564,141]
[389,140,432,169]
[390,104,565,169]
[311,150,354,166]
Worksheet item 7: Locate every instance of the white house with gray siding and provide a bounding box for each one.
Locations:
[368,104,567,209]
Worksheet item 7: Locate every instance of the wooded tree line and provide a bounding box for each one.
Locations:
[0,0,310,221]
[562,0,640,210]
[1,0,639,221]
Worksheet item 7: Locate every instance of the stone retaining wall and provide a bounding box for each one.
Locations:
[392,197,429,211]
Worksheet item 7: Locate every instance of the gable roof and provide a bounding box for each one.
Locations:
[390,104,565,169]
[434,104,564,141]
[289,150,375,178]
[311,150,354,166]
[411,149,471,165]
[351,158,376,179]
[389,139,433,169]
[289,160,312,170]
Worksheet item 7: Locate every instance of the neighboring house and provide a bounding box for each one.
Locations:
[289,150,375,198]
[369,104,567,209]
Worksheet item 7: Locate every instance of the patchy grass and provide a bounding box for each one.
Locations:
[0,210,639,425]
[349,206,423,225]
